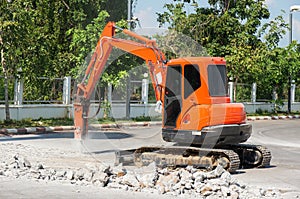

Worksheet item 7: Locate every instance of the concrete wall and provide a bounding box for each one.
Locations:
[244,102,300,113]
[0,104,161,120]
[0,104,71,120]
[1,102,300,121]
[77,104,161,119]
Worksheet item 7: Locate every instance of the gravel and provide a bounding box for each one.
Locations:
[0,142,281,198]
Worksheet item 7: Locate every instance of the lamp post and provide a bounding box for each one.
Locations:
[288,5,300,114]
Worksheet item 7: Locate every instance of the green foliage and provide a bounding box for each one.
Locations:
[0,117,74,128]
[271,98,284,113]
[235,84,252,102]
[259,14,289,49]
[0,0,130,102]
[101,99,111,118]
[154,30,208,60]
[132,116,162,122]
[158,0,269,55]
[132,116,152,121]
[97,117,115,124]
[68,10,110,78]
[296,87,300,102]
[0,78,14,101]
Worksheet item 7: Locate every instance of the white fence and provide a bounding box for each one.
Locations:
[1,76,300,121]
[1,102,300,121]
[0,104,159,120]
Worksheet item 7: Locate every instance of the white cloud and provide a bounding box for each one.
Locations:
[264,0,275,6]
[135,7,158,28]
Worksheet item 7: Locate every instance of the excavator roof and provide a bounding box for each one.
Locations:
[167,57,226,66]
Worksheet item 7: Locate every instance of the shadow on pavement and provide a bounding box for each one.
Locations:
[87,132,132,139]
[81,149,118,155]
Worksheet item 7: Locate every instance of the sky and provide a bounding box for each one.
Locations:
[133,0,300,47]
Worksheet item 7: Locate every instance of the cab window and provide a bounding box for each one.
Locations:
[184,64,201,99]
[207,65,227,97]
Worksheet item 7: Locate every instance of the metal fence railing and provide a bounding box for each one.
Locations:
[0,77,72,104]
[22,77,65,104]
[235,83,252,102]
[232,82,299,103]
[1,76,299,105]
[295,85,300,102]
[0,76,16,104]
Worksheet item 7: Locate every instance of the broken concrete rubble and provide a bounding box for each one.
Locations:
[0,143,281,198]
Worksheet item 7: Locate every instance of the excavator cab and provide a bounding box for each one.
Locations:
[161,57,252,146]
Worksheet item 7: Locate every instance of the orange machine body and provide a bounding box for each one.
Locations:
[161,57,250,145]
[163,57,246,130]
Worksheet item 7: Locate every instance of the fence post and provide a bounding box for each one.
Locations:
[142,78,149,117]
[108,83,112,104]
[126,75,131,119]
[107,83,112,118]
[14,78,23,105]
[228,81,234,102]
[63,76,71,105]
[291,80,296,103]
[142,78,149,104]
[251,82,257,103]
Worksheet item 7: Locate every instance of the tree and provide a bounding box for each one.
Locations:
[157,0,270,56]
[255,14,298,104]
[0,0,130,105]
[0,0,34,120]
[0,33,10,121]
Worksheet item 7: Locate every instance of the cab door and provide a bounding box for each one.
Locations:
[164,65,182,128]
[180,64,202,129]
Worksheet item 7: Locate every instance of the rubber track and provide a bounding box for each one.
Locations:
[133,146,241,173]
[220,149,240,173]
[256,145,272,168]
[228,144,272,168]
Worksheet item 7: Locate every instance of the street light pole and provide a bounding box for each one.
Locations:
[127,0,132,30]
[288,5,300,114]
[126,0,132,119]
[288,11,292,114]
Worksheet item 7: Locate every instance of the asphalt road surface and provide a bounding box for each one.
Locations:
[235,120,300,198]
[0,120,300,198]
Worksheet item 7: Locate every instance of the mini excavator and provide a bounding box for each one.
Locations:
[73,22,271,172]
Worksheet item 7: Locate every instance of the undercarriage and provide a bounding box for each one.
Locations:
[115,124,271,173]
[115,144,271,173]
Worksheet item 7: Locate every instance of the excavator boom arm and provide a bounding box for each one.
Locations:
[74,22,166,139]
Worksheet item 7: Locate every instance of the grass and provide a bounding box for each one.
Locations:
[0,116,162,129]
[0,118,74,129]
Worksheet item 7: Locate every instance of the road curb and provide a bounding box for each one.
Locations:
[0,121,162,135]
[0,126,75,134]
[247,115,300,121]
[1,116,299,135]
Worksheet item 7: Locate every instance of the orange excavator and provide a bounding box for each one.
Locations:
[73,22,271,172]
